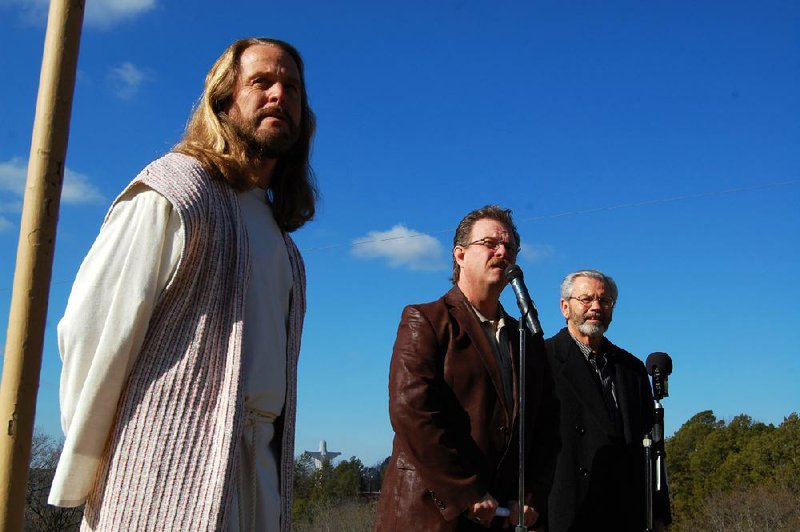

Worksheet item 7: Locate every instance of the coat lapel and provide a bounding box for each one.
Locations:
[605,348,638,445]
[504,313,521,421]
[445,288,512,419]
[552,329,616,437]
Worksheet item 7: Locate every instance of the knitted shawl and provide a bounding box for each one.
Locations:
[82,153,305,531]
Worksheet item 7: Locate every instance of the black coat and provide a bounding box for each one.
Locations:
[544,328,671,532]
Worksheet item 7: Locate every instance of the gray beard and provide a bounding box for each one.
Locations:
[578,321,607,338]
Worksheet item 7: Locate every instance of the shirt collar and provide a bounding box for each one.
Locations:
[471,304,507,331]
[569,331,607,362]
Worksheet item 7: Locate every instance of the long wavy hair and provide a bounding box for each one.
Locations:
[174,37,317,232]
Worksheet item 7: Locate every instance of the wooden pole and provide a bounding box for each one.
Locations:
[0,0,84,529]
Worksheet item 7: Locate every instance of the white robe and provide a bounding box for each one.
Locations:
[52,183,290,531]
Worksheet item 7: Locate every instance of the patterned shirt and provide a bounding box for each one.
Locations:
[570,334,618,408]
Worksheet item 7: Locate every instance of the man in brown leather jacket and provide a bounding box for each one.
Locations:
[375,206,559,531]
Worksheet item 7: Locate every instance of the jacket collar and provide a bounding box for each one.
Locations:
[552,328,620,438]
[444,286,515,420]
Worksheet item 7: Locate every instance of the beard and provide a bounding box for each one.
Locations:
[570,308,612,338]
[577,321,607,338]
[228,105,299,159]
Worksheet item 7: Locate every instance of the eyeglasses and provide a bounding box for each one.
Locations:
[569,295,615,309]
[464,237,520,254]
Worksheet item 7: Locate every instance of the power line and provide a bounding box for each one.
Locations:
[0,179,798,293]
[308,178,800,252]
[516,179,799,224]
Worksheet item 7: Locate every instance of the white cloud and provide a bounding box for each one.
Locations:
[86,0,156,29]
[0,158,26,195]
[2,0,155,29]
[0,217,12,232]
[109,62,148,100]
[0,157,105,207]
[0,200,23,213]
[519,243,554,263]
[351,225,448,271]
[0,0,48,25]
[62,167,106,204]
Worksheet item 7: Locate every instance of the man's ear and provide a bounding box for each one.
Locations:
[560,299,570,320]
[453,245,465,267]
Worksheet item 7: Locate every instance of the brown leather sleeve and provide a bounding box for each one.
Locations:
[388,305,486,520]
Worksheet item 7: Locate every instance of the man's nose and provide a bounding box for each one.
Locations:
[266,82,286,104]
[496,242,515,256]
[494,244,513,261]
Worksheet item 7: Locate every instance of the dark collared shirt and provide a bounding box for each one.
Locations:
[570,333,618,408]
[472,305,514,410]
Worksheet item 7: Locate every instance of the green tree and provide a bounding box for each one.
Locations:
[767,414,800,491]
[292,452,317,520]
[328,457,363,499]
[690,415,768,499]
[292,453,379,527]
[666,410,800,531]
[361,457,389,494]
[665,410,723,522]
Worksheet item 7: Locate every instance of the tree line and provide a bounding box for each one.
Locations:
[291,452,387,531]
[23,410,800,531]
[665,410,799,531]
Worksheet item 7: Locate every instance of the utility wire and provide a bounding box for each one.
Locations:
[0,179,798,293]
[314,179,799,252]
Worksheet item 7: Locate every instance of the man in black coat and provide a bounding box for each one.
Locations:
[544,270,671,532]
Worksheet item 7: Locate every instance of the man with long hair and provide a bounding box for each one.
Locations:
[375,206,559,531]
[48,38,318,531]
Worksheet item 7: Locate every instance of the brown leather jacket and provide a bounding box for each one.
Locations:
[375,287,559,531]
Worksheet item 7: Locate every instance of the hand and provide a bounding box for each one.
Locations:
[507,500,539,528]
[466,493,498,528]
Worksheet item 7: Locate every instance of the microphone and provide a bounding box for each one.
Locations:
[645,352,672,400]
[504,265,542,336]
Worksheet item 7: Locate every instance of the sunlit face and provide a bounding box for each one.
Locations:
[226,44,303,157]
[561,276,614,338]
[454,218,518,292]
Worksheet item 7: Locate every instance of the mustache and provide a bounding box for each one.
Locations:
[585,312,608,322]
[254,105,291,123]
[489,258,510,269]
[583,311,612,328]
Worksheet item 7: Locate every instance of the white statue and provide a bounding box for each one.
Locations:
[307,440,341,469]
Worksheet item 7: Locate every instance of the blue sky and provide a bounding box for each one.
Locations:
[1,1,798,467]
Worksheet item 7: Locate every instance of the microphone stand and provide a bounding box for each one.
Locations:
[647,396,666,531]
[513,306,542,530]
[516,316,526,532]
[653,398,665,494]
[644,355,671,532]
[643,435,653,532]
[503,265,543,530]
